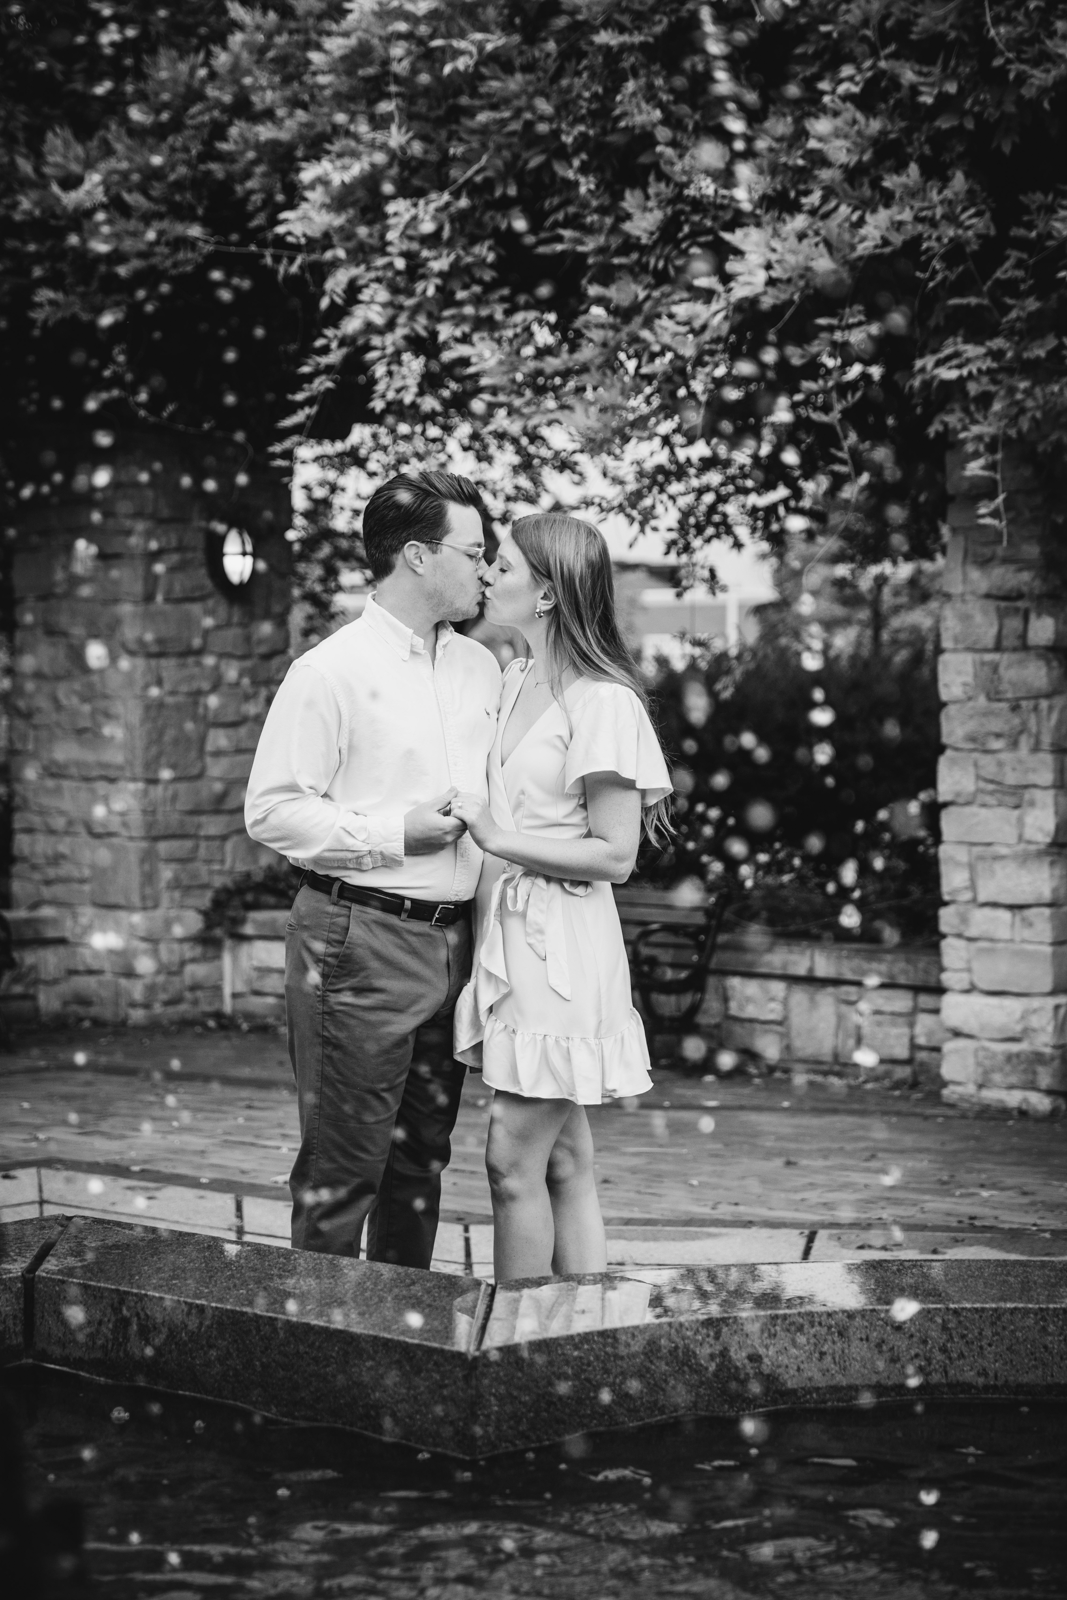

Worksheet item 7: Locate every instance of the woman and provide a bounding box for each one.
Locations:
[450,513,672,1282]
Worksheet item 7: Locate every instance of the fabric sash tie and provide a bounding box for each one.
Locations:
[481,865,591,1002]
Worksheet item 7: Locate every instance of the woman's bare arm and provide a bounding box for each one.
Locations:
[450,772,641,884]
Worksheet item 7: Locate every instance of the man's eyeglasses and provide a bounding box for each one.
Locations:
[417,538,487,567]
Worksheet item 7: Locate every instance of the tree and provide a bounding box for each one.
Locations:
[5,2,1064,594]
[277,0,1066,582]
[0,0,341,469]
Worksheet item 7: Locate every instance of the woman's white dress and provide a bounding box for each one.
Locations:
[453,664,673,1104]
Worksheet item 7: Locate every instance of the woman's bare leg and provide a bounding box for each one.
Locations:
[547,1104,607,1275]
[485,1091,573,1281]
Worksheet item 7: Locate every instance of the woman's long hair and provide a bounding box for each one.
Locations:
[511,513,673,842]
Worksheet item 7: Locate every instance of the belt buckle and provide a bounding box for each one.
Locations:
[429,903,449,927]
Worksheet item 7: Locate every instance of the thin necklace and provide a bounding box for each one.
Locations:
[524,660,553,688]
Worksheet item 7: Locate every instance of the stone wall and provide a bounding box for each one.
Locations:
[8,428,290,1024]
[937,448,1067,1116]
[213,894,943,1087]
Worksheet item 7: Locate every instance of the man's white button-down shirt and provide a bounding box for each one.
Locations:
[245,595,502,902]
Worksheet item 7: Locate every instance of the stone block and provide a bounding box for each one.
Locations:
[250,937,286,971]
[206,686,253,725]
[860,1016,912,1062]
[205,753,254,781]
[940,599,999,650]
[937,652,976,702]
[942,700,1026,752]
[864,987,914,1015]
[126,699,207,782]
[241,910,291,937]
[1026,605,1067,649]
[720,1017,783,1064]
[833,1004,859,1064]
[988,651,1067,700]
[205,724,261,754]
[31,1218,488,1455]
[120,604,204,656]
[1022,999,1067,1049]
[942,971,973,992]
[1015,907,1067,944]
[208,625,251,655]
[937,752,976,804]
[913,1010,948,1050]
[234,993,286,1021]
[942,531,966,595]
[967,564,1050,601]
[942,991,1024,1041]
[724,976,787,1023]
[1033,696,1067,751]
[1021,789,1067,845]
[970,1041,1067,1094]
[941,805,1018,845]
[251,619,289,657]
[976,752,1062,789]
[998,606,1028,650]
[90,839,159,910]
[695,973,726,1030]
[224,835,277,874]
[783,985,837,1063]
[971,942,1067,995]
[940,936,971,972]
[943,1084,1065,1117]
[973,850,1067,906]
[938,845,974,902]
[251,969,286,997]
[912,1048,944,1092]
[160,659,221,694]
[938,904,1013,940]
[940,1037,978,1085]
[155,839,200,861]
[184,958,223,990]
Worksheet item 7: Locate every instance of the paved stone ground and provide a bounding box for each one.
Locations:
[2,1022,1065,1277]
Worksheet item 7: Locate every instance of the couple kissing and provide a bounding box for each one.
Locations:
[245,471,672,1283]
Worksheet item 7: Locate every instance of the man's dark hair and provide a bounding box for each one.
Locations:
[361,471,487,581]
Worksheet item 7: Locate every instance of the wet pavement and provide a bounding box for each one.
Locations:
[2,1022,1065,1272]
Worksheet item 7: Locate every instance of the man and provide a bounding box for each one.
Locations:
[245,471,501,1267]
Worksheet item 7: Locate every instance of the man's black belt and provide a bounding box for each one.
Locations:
[299,870,469,927]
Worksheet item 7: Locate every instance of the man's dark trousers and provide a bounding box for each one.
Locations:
[284,881,471,1267]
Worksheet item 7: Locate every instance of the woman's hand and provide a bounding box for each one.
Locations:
[449,792,503,854]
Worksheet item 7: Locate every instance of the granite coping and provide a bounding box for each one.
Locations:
[0,1216,68,1362]
[3,1216,1064,1457]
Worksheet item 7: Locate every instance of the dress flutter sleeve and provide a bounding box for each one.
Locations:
[563,683,673,806]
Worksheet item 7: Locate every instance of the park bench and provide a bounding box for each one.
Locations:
[615,885,732,1033]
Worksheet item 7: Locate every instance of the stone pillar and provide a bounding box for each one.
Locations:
[9,429,290,1023]
[937,448,1067,1115]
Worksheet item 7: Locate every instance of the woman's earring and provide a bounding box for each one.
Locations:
[535,599,545,619]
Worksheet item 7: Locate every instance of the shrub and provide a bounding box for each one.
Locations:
[643,584,940,946]
[202,861,301,937]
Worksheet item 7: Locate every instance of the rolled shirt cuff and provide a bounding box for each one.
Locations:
[329,808,406,870]
[365,809,406,868]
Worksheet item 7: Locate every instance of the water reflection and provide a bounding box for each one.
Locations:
[481,1258,1067,1347]
[484,1278,653,1347]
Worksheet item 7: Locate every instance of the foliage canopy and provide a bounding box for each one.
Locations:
[2,1,1065,584]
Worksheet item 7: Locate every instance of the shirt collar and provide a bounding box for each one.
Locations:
[363,594,454,661]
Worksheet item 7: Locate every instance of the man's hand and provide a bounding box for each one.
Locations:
[404,788,467,855]
[448,792,502,854]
